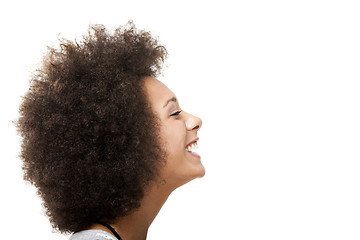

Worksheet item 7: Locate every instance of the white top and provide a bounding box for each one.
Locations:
[69,229,118,240]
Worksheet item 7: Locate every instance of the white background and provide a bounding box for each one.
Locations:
[1,0,360,239]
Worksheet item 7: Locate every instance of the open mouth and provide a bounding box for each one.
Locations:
[185,140,200,158]
[185,141,198,152]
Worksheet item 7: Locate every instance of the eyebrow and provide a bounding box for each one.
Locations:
[163,97,177,108]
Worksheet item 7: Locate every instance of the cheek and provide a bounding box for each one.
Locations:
[165,134,184,157]
[161,122,186,159]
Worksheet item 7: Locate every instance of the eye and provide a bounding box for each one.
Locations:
[170,110,182,117]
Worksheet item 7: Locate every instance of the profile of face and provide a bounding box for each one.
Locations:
[143,77,204,189]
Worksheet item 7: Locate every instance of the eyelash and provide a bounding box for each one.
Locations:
[170,110,182,117]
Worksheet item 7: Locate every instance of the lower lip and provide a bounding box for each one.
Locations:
[187,151,201,159]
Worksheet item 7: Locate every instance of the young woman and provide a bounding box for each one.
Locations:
[17,22,204,240]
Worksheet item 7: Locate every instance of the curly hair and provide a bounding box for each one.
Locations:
[16,22,168,233]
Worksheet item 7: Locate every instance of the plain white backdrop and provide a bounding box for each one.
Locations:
[1,0,360,239]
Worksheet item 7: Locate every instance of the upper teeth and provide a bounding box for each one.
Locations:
[186,142,198,152]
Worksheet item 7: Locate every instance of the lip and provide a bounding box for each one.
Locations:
[187,150,201,159]
[185,137,199,148]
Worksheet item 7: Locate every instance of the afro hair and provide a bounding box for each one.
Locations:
[17,22,168,233]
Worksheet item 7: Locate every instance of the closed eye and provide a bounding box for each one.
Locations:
[170,110,182,117]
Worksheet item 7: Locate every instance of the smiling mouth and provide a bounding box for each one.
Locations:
[185,141,198,152]
[185,141,201,159]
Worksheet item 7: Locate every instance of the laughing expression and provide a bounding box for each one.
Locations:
[143,77,204,189]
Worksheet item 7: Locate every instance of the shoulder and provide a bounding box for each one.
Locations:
[69,229,117,240]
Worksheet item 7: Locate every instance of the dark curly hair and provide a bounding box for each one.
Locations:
[16,22,168,233]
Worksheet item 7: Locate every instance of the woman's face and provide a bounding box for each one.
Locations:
[143,77,204,189]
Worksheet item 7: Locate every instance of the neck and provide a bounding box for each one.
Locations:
[90,180,173,240]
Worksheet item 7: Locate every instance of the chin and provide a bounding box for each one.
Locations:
[198,168,206,178]
[194,164,206,178]
[189,165,206,181]
[174,169,206,189]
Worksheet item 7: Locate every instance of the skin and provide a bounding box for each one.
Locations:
[90,77,204,240]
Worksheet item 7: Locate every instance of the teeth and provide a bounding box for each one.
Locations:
[186,141,198,152]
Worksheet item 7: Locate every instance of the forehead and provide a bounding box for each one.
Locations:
[143,77,176,109]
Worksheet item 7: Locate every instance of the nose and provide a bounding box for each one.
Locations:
[185,112,202,132]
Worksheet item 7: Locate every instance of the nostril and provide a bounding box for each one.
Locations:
[192,125,199,130]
